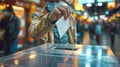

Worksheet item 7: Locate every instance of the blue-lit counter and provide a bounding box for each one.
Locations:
[0,44,119,67]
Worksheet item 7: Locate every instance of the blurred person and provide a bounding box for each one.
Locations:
[76,21,84,44]
[83,20,89,31]
[0,5,20,56]
[89,22,95,40]
[28,0,77,45]
[94,21,102,45]
[102,21,108,33]
[115,21,120,35]
[108,20,117,48]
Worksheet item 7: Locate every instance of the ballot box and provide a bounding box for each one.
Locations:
[0,44,119,67]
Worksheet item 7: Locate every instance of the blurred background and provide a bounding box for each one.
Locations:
[0,0,120,62]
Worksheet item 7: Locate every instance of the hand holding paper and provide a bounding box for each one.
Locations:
[56,16,70,38]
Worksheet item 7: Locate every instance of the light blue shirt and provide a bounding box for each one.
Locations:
[53,26,69,44]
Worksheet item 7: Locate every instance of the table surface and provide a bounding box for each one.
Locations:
[0,44,119,67]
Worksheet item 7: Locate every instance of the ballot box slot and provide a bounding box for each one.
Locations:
[54,47,78,51]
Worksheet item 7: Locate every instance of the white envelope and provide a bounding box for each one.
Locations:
[56,16,70,38]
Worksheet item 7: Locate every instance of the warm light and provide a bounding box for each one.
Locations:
[110,15,116,21]
[28,37,34,42]
[13,6,24,11]
[14,60,19,65]
[107,48,114,56]
[116,13,120,17]
[107,2,116,9]
[29,54,37,59]
[83,15,88,19]
[87,18,92,22]
[0,4,8,10]
[78,16,83,21]
[0,64,4,67]
[74,3,84,11]
[74,0,77,2]
[73,45,83,55]
[72,13,77,18]
[0,6,5,10]
[31,3,36,9]
[29,51,37,59]
[75,45,83,48]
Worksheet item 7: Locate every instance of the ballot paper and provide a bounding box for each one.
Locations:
[56,16,70,38]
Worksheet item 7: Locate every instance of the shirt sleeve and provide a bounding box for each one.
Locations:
[28,13,55,39]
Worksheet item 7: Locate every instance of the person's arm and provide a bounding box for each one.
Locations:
[28,13,55,39]
[29,4,72,39]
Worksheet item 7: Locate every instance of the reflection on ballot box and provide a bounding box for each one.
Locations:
[0,44,119,67]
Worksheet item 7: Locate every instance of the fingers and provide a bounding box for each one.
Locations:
[60,5,71,17]
[49,5,71,22]
[57,5,70,20]
[49,7,62,22]
[54,7,62,19]
[57,6,67,20]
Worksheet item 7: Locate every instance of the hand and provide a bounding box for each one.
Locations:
[48,5,71,23]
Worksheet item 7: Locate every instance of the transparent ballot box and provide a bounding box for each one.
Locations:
[0,44,119,67]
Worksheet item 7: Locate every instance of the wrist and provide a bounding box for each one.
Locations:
[47,13,56,24]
